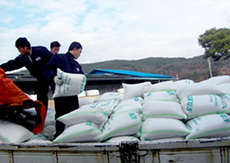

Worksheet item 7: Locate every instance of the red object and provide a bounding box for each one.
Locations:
[0,68,47,134]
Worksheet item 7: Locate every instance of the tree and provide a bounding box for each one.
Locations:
[198,28,230,61]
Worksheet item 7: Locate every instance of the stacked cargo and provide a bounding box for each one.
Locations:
[1,76,230,144]
[140,81,189,141]
[178,76,230,140]
[51,75,230,143]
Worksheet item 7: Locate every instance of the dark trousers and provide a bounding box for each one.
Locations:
[37,80,49,109]
[54,95,79,138]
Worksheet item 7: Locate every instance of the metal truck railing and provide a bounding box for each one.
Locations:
[0,137,230,163]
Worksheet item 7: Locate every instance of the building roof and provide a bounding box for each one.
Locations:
[88,69,173,79]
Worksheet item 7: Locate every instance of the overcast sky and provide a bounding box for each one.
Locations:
[0,0,230,65]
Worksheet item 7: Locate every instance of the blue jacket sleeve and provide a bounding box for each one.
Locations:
[0,55,24,72]
[44,55,61,81]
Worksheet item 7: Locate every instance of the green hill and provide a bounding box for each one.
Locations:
[81,55,230,82]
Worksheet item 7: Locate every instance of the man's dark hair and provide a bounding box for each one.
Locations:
[15,37,31,49]
[68,42,82,51]
[50,41,61,49]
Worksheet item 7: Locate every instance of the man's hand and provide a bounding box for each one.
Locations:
[54,76,63,85]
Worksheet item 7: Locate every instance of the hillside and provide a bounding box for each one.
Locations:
[16,55,230,82]
[81,55,230,82]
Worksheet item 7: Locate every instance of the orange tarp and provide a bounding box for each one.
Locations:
[0,68,47,134]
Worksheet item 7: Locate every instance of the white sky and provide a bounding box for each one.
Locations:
[0,0,230,64]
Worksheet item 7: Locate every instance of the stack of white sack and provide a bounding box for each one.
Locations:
[177,76,230,140]
[100,82,150,142]
[23,107,56,141]
[100,97,143,142]
[52,75,230,143]
[100,113,142,142]
[53,94,120,143]
[140,80,189,141]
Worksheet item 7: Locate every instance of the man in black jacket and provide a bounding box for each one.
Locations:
[0,37,53,109]
[45,41,84,138]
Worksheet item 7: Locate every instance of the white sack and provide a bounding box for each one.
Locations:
[41,125,56,140]
[140,118,189,141]
[105,136,140,143]
[94,92,123,102]
[79,97,96,107]
[0,120,34,143]
[142,100,187,120]
[176,82,225,100]
[25,134,52,144]
[100,113,142,141]
[185,114,230,140]
[57,107,108,127]
[181,94,229,118]
[111,103,142,117]
[221,94,230,109]
[174,79,194,88]
[122,82,151,99]
[88,100,119,116]
[53,121,101,143]
[150,137,185,143]
[78,91,86,97]
[53,68,86,98]
[218,83,230,94]
[146,81,177,93]
[44,107,56,127]
[200,75,230,85]
[115,97,143,110]
[143,91,179,102]
[85,89,100,96]
[117,88,124,94]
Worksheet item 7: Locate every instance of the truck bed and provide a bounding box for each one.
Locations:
[1,137,230,163]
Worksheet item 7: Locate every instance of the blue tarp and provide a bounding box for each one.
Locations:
[88,69,172,78]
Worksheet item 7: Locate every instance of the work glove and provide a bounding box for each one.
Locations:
[54,76,63,85]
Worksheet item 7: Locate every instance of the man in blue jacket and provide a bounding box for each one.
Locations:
[0,37,53,109]
[45,41,84,138]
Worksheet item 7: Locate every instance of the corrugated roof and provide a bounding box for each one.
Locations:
[88,69,172,78]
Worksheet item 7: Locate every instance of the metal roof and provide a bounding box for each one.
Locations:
[88,69,172,78]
